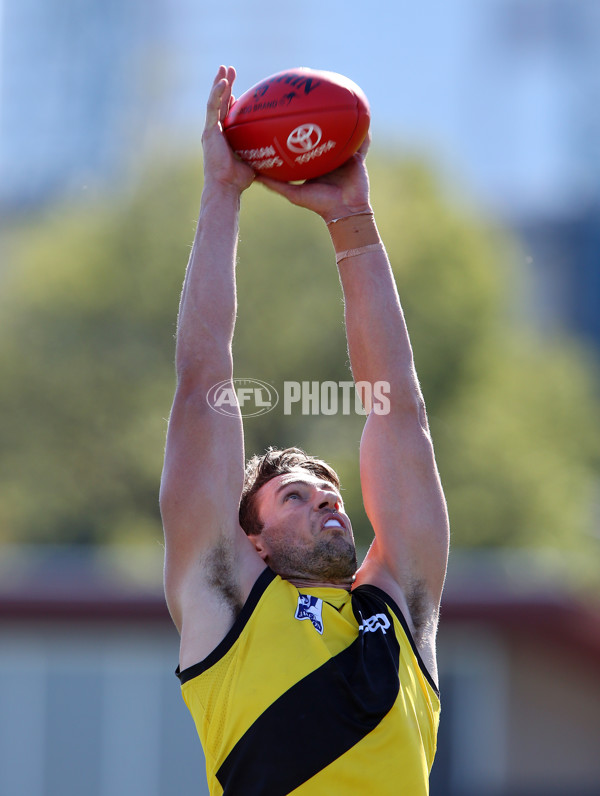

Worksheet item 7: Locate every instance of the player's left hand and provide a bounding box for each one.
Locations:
[256,136,372,223]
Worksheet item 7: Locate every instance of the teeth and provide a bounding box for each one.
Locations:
[324,519,343,528]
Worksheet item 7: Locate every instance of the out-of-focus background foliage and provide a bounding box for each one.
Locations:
[2,1,599,582]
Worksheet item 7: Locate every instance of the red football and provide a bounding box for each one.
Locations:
[223,68,370,182]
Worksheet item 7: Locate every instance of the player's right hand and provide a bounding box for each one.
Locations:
[202,66,255,193]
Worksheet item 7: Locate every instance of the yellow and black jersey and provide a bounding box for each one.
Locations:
[176,567,440,795]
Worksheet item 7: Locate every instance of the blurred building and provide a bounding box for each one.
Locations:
[0,0,165,211]
[464,0,600,351]
[0,548,207,796]
[1,549,599,796]
[432,561,600,796]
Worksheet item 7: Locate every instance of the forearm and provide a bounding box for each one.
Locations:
[329,213,422,410]
[258,142,424,410]
[176,182,242,385]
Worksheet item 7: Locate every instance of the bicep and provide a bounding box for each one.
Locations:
[160,383,250,591]
[160,382,267,640]
[357,403,449,611]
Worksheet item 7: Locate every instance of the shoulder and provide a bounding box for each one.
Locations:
[174,540,268,671]
[352,562,440,690]
[178,566,277,683]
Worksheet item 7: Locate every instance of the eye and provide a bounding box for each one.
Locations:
[285,491,301,501]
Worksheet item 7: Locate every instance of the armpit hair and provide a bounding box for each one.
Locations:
[204,538,244,617]
[406,579,439,646]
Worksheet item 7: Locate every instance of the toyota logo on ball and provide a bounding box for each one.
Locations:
[286,124,323,153]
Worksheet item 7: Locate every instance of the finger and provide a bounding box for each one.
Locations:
[226,65,237,86]
[256,174,298,199]
[256,175,300,200]
[224,67,238,116]
[219,78,232,122]
[205,68,228,128]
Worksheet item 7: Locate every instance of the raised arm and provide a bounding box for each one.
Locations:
[160,68,264,664]
[259,145,450,674]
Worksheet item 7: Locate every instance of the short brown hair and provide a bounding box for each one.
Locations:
[239,447,341,536]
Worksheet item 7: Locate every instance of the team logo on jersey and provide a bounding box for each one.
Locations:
[294,594,324,634]
[359,612,391,635]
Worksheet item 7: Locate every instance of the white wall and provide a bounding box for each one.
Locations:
[0,619,207,796]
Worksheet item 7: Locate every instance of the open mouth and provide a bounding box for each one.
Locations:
[322,516,345,530]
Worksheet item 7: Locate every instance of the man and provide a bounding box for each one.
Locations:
[160,66,450,795]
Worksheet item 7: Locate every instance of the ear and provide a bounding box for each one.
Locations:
[247,533,269,561]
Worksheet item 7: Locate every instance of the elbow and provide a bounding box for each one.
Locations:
[366,363,428,424]
[175,348,234,396]
[379,382,429,432]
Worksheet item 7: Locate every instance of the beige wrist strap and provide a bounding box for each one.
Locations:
[335,242,385,264]
[326,211,381,257]
[327,211,374,225]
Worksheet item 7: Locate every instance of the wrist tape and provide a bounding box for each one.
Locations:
[335,242,385,264]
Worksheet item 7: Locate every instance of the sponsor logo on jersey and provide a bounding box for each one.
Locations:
[359,612,391,635]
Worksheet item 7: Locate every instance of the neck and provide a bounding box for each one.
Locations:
[284,575,354,591]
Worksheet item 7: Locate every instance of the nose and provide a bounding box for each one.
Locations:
[315,489,340,512]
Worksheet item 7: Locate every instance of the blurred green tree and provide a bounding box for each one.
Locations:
[0,153,597,568]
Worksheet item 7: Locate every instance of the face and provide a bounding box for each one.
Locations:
[248,469,357,586]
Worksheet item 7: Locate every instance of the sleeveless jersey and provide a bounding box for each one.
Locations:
[176,567,440,795]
